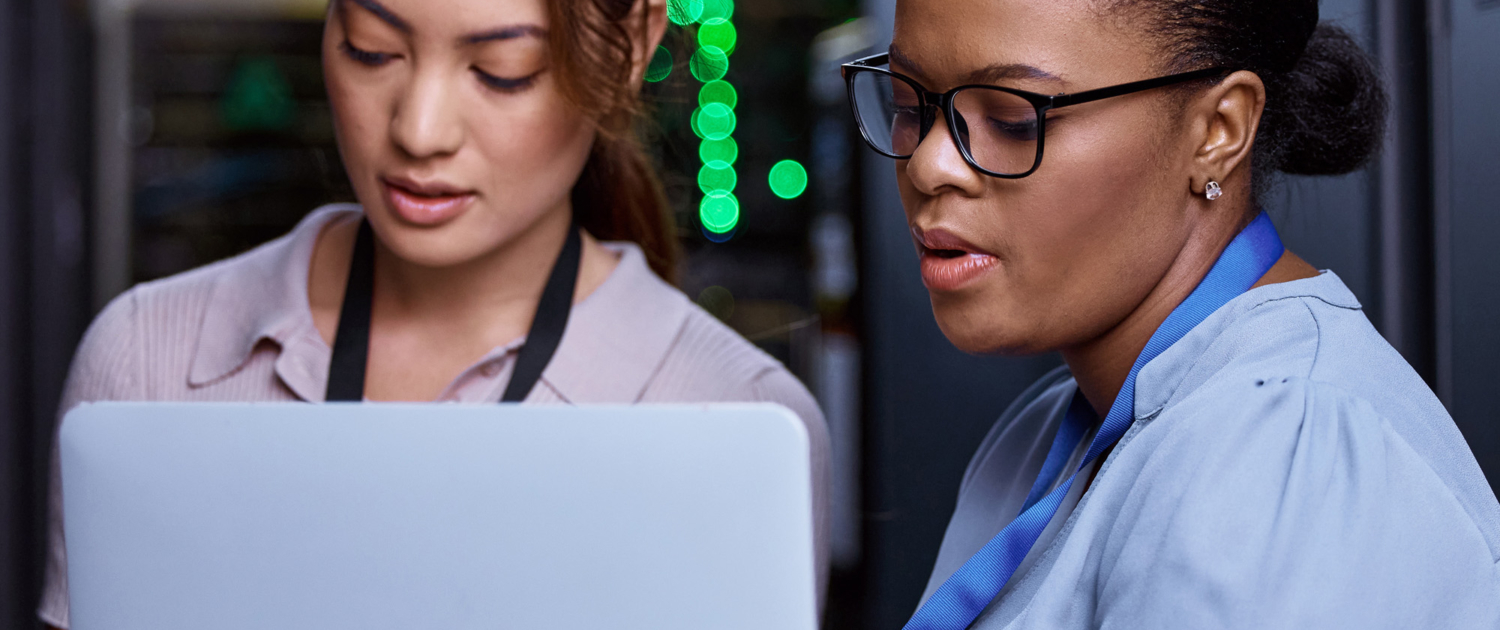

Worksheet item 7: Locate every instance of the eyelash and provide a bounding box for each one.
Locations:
[340,40,394,66]
[340,39,537,93]
[473,69,539,93]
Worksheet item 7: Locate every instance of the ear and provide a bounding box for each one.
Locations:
[627,0,670,88]
[1188,70,1266,195]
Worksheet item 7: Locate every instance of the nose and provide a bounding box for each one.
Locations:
[389,66,465,159]
[903,108,986,198]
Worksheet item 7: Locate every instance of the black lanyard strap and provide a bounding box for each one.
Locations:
[325,218,582,403]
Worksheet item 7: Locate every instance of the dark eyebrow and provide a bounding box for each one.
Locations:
[345,0,410,33]
[966,63,1063,86]
[891,43,1063,89]
[464,24,547,45]
[887,44,929,80]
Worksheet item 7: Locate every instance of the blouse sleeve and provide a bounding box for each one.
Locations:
[746,366,832,618]
[39,289,144,629]
[1093,378,1500,630]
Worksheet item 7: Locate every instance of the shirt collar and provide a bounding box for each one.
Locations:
[188,204,690,404]
[188,204,360,399]
[1132,270,1362,418]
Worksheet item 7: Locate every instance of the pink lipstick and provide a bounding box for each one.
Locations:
[912,226,1001,292]
[381,176,477,226]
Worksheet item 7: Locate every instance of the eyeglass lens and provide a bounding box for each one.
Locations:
[851,70,1041,176]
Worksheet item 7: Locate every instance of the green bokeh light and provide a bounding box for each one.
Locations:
[699,137,738,167]
[690,45,729,82]
[769,160,809,199]
[696,103,736,141]
[223,57,296,132]
[697,163,738,194]
[667,0,703,25]
[698,80,738,109]
[700,191,741,234]
[697,18,738,54]
[696,285,735,321]
[645,46,673,83]
[699,0,734,23]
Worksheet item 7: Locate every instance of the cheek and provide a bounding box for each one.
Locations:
[1009,120,1186,336]
[324,60,391,184]
[468,86,596,204]
[935,115,1189,353]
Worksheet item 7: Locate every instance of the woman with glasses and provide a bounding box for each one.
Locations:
[39,0,831,627]
[846,0,1499,627]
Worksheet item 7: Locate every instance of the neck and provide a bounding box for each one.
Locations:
[1059,207,1249,418]
[372,210,573,345]
[309,205,619,356]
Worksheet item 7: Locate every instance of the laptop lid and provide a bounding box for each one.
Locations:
[59,402,816,630]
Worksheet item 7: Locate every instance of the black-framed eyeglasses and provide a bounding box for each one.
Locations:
[841,53,1230,178]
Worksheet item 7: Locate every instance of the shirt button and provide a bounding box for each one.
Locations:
[481,362,502,378]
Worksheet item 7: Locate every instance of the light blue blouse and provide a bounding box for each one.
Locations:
[920,271,1500,629]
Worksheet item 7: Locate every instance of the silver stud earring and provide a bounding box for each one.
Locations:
[1205,180,1223,201]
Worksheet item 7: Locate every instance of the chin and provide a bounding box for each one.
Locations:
[930,295,1050,356]
[369,214,509,269]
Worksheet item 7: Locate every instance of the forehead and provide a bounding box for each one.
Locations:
[891,0,1157,90]
[343,0,549,35]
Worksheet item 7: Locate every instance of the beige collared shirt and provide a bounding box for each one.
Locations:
[40,204,830,627]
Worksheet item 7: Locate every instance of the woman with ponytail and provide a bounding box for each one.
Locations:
[844,0,1498,627]
[38,0,829,626]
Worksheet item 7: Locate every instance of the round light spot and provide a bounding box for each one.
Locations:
[698,80,738,109]
[645,46,673,83]
[697,18,738,54]
[769,159,809,199]
[690,45,729,82]
[667,0,703,25]
[700,190,740,234]
[698,0,734,23]
[696,103,736,141]
[699,137,739,167]
[696,285,735,321]
[698,162,738,194]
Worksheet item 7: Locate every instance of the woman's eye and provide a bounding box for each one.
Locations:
[340,40,395,67]
[987,117,1039,142]
[473,68,539,93]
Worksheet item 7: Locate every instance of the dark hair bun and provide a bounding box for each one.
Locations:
[1261,23,1389,176]
[1111,0,1392,189]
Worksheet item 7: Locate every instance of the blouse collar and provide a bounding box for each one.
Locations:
[188,204,690,403]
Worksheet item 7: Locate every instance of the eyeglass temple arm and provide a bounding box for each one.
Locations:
[842,53,889,77]
[1048,67,1229,109]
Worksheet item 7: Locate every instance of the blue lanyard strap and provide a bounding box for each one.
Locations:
[905,212,1284,630]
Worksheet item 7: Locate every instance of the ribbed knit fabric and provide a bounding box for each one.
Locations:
[39,205,830,628]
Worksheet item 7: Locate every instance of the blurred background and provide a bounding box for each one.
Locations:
[0,0,1496,627]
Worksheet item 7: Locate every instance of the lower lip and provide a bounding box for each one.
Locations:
[920,250,1001,291]
[382,181,477,226]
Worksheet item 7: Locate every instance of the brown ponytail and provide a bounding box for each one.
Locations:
[548,0,679,284]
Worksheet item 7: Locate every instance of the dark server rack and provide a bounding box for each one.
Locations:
[128,15,347,284]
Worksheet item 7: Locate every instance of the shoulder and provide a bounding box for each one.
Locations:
[1094,377,1500,624]
[1142,358,1500,556]
[563,242,820,416]
[960,366,1074,492]
[58,240,272,410]
[655,296,821,417]
[101,205,345,334]
[1129,271,1500,557]
[62,205,350,407]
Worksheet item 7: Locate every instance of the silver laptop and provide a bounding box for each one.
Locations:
[59,402,816,630]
